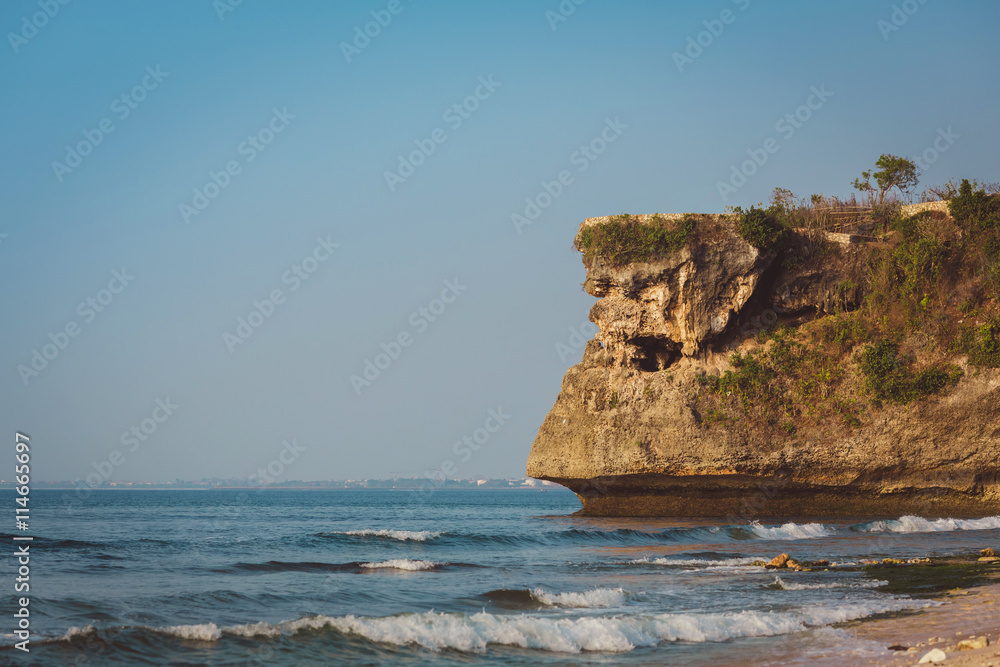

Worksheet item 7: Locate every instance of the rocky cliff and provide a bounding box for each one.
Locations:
[526,212,1000,517]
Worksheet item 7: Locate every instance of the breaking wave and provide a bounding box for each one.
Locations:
[227,559,453,574]
[359,559,441,571]
[627,556,765,568]
[747,521,832,540]
[153,623,223,641]
[49,600,925,653]
[771,576,887,591]
[330,529,442,541]
[856,515,1000,534]
[305,519,984,548]
[529,587,632,608]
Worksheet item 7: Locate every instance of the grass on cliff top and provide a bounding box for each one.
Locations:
[576,214,696,268]
[575,204,800,269]
[733,205,791,252]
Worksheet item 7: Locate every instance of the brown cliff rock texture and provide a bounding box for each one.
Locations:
[526,214,1000,517]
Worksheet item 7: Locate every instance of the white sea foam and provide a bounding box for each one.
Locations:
[224,621,282,638]
[772,576,887,591]
[860,515,1000,534]
[749,521,832,540]
[29,625,98,646]
[55,625,97,642]
[339,529,442,541]
[360,559,440,571]
[628,556,765,567]
[199,600,928,652]
[154,623,222,641]
[530,587,630,608]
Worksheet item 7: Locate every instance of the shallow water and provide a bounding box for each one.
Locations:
[3,489,999,665]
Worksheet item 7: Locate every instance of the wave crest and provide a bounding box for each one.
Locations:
[748,521,832,540]
[360,559,440,571]
[326,529,442,542]
[48,600,929,653]
[628,556,764,567]
[56,625,98,642]
[154,623,222,641]
[259,601,925,652]
[771,576,887,591]
[530,587,630,608]
[858,515,1000,534]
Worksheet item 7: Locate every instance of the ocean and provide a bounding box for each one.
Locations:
[4,488,1000,666]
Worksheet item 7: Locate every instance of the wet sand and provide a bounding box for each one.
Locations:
[852,581,1000,666]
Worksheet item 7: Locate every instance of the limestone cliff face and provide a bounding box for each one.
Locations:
[527,214,1000,517]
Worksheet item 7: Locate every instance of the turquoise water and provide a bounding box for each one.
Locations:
[3,489,999,665]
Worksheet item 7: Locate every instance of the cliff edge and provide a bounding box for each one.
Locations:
[527,202,1000,517]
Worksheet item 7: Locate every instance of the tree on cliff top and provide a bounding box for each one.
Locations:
[852,154,920,206]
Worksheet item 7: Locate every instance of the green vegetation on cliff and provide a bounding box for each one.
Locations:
[575,213,696,267]
[696,328,863,428]
[857,340,962,405]
[529,175,1000,516]
[691,178,1000,435]
[734,205,791,251]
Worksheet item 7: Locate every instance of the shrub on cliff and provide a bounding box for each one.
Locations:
[953,320,1000,368]
[696,328,855,429]
[921,178,1000,202]
[576,214,695,267]
[949,179,1000,231]
[816,314,870,353]
[894,236,947,299]
[698,352,776,415]
[864,205,970,329]
[858,339,961,404]
[871,199,903,233]
[735,206,790,252]
[945,180,1000,303]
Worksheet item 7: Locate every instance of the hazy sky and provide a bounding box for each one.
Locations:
[2,0,998,484]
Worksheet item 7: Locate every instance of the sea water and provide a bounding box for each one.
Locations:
[3,489,999,665]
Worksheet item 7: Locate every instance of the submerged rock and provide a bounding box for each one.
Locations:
[765,553,790,569]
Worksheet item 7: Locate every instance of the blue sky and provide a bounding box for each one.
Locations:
[2,0,998,483]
